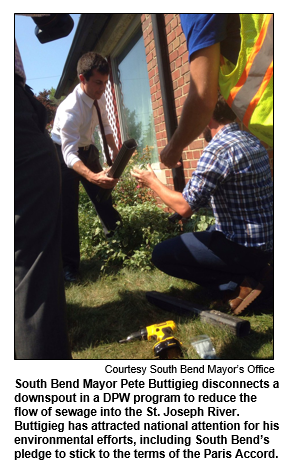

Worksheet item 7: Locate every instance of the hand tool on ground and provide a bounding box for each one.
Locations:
[119,320,183,359]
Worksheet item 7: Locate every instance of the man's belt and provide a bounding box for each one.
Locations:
[79,145,91,151]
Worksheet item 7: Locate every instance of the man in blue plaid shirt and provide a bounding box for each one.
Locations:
[131,95,273,315]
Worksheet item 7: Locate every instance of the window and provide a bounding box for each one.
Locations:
[112,27,158,163]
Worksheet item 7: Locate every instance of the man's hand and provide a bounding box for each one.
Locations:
[130,164,157,188]
[72,161,118,189]
[131,163,192,217]
[160,142,183,169]
[90,168,119,188]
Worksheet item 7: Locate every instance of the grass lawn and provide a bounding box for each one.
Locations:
[65,258,274,360]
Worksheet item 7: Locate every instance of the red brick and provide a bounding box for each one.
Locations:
[176,25,183,37]
[193,150,201,159]
[191,139,204,150]
[172,69,180,81]
[177,76,184,88]
[147,61,153,72]
[148,68,155,80]
[179,96,186,106]
[175,98,180,109]
[167,30,176,44]
[173,36,180,49]
[183,160,191,169]
[181,62,190,75]
[183,83,190,95]
[175,57,182,68]
[171,18,178,30]
[165,14,174,24]
[170,50,178,62]
[184,72,190,84]
[152,101,158,111]
[178,44,187,56]
[142,18,150,31]
[174,88,182,98]
[146,52,153,63]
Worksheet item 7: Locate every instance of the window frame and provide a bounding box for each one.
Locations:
[110,16,142,142]
[110,16,158,162]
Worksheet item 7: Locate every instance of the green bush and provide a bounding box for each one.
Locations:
[79,201,182,271]
[112,146,156,207]
[78,145,215,271]
[79,194,215,272]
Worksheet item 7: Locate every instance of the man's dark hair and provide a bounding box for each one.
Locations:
[77,52,110,80]
[213,93,237,124]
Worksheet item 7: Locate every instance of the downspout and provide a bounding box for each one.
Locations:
[151,14,186,192]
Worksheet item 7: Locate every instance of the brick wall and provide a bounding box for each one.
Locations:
[141,13,274,187]
[141,13,205,191]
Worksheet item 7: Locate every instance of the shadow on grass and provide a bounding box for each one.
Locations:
[78,257,128,281]
[67,283,273,360]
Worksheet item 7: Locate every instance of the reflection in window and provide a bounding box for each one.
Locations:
[115,28,158,163]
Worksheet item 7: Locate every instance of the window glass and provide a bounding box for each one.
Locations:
[116,29,158,163]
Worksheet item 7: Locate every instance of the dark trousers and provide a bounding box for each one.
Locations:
[15,81,71,359]
[152,225,272,294]
[55,144,121,272]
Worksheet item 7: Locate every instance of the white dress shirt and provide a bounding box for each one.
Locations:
[51,83,113,168]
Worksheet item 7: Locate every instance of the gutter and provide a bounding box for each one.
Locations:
[151,14,186,192]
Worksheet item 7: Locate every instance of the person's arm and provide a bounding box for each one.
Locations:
[131,164,193,218]
[160,43,220,168]
[60,107,118,188]
[72,161,118,189]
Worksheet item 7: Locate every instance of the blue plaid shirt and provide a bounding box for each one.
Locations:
[183,123,273,251]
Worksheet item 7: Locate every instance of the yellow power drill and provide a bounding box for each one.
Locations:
[119,321,182,359]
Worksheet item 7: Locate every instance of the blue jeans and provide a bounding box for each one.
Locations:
[152,225,271,294]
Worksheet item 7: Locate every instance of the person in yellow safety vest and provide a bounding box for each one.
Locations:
[219,14,273,147]
[160,14,273,169]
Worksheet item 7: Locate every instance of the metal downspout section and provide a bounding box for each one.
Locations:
[151,14,186,192]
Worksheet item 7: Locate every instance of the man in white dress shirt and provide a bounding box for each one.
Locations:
[52,52,121,282]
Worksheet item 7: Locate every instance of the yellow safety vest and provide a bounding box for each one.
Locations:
[219,14,273,146]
